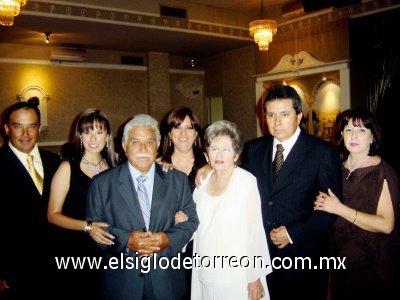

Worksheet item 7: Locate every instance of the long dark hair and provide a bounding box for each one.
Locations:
[73,108,116,167]
[337,107,381,161]
[159,107,206,171]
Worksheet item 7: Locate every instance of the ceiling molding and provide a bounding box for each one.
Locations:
[23,1,252,41]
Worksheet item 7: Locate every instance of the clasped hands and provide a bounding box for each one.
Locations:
[270,226,290,249]
[127,231,169,257]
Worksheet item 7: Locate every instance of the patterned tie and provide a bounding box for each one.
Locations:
[27,154,43,195]
[137,175,151,230]
[273,144,285,177]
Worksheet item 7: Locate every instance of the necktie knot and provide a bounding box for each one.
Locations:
[137,175,147,185]
[27,154,43,195]
[273,144,285,178]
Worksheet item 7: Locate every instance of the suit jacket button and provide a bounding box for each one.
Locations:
[266,221,271,226]
[268,201,274,206]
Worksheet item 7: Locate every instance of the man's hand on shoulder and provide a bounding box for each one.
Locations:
[156,157,174,172]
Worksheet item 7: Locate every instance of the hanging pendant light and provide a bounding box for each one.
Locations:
[0,0,28,26]
[249,0,277,51]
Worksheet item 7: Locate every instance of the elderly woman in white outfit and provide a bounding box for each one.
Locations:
[191,120,272,300]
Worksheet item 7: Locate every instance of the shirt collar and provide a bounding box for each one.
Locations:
[273,126,301,158]
[8,141,41,163]
[128,162,155,181]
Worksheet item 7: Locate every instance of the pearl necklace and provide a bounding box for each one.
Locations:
[345,155,371,180]
[82,156,104,175]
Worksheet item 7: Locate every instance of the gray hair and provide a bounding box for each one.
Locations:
[123,114,161,143]
[205,120,243,155]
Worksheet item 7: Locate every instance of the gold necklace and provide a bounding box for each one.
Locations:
[82,156,104,174]
[345,155,371,180]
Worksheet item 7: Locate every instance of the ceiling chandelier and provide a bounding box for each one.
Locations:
[249,0,277,51]
[0,0,27,26]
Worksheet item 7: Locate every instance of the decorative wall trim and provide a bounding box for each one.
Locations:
[0,58,206,74]
[267,51,326,74]
[22,1,251,41]
[277,0,397,34]
[38,140,66,147]
[169,68,205,75]
[255,52,349,82]
[350,3,400,18]
[0,58,148,71]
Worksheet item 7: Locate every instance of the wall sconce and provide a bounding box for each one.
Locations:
[45,32,50,44]
[183,57,203,68]
[16,85,50,130]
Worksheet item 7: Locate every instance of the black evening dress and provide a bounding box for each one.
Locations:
[54,159,103,299]
[332,159,400,300]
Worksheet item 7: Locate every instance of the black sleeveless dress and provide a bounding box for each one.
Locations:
[331,160,400,300]
[54,159,103,299]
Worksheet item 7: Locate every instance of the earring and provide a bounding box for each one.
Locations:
[169,139,172,147]
[106,139,109,149]
[234,160,238,168]
[194,139,197,147]
[80,139,83,149]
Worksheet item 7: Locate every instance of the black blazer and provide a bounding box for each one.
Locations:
[243,131,342,259]
[0,145,60,296]
[86,162,199,300]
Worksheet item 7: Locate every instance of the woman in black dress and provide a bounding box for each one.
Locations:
[48,108,117,299]
[314,107,400,299]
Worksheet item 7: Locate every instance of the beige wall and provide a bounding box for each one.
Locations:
[203,46,258,143]
[0,63,147,145]
[221,46,257,143]
[170,73,207,127]
[0,44,207,148]
[257,17,349,74]
[204,54,223,97]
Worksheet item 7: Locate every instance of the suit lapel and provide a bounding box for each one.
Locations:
[117,163,146,229]
[148,165,168,231]
[273,132,308,190]
[40,149,52,194]
[262,139,274,196]
[6,145,40,195]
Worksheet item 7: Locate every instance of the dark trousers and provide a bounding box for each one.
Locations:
[267,268,328,300]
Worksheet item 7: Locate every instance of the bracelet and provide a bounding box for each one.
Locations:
[352,210,358,225]
[84,221,93,233]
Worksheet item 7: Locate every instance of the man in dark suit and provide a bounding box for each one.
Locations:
[86,114,199,300]
[0,99,60,299]
[243,85,342,300]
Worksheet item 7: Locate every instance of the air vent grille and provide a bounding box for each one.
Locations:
[160,6,187,19]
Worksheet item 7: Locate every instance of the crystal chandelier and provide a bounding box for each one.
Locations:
[249,0,277,51]
[0,0,27,26]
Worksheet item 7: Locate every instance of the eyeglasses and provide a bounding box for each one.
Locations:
[208,146,234,154]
